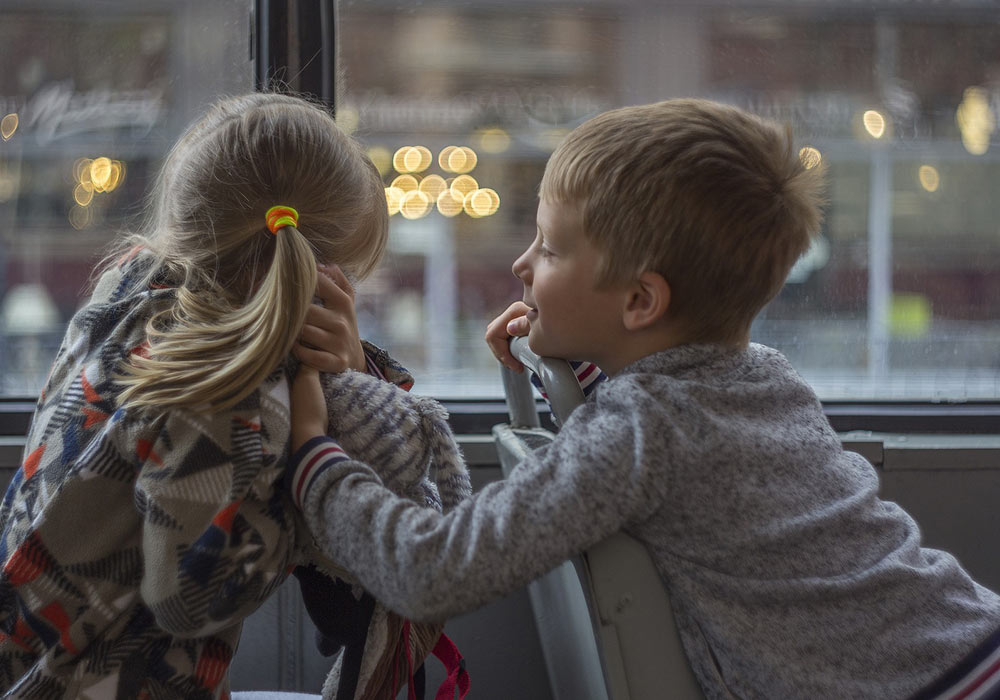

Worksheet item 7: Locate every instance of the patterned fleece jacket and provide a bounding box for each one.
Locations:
[0,250,416,700]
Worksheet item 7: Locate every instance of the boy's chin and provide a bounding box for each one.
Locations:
[525,333,568,362]
[524,332,549,359]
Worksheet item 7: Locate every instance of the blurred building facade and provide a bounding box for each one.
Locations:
[0,0,998,398]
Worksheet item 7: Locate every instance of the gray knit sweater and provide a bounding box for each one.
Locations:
[296,342,1000,699]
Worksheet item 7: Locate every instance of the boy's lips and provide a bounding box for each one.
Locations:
[525,307,538,321]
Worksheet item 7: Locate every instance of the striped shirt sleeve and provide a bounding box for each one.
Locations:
[529,360,607,404]
[288,436,351,509]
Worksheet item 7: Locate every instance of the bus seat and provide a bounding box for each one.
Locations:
[493,337,705,700]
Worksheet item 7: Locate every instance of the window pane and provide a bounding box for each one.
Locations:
[0,1,252,395]
[339,2,1000,400]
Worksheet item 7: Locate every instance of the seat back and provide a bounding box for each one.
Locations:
[494,338,705,700]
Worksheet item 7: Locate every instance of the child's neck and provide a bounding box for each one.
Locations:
[600,327,749,376]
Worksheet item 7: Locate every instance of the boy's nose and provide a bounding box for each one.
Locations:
[512,248,530,282]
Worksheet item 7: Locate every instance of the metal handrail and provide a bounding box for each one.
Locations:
[501,336,586,428]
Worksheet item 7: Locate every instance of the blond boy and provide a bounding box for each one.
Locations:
[289,99,1000,699]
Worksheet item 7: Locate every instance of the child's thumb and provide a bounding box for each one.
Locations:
[506,316,530,337]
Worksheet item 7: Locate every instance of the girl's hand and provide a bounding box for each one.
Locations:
[294,264,367,373]
[485,301,532,372]
[291,364,328,452]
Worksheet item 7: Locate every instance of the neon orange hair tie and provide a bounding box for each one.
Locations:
[265,205,299,234]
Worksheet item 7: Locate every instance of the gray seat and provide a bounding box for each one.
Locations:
[494,337,705,700]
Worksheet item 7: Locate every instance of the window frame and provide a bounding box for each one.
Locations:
[9,2,995,438]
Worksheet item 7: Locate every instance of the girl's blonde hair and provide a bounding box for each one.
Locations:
[113,92,387,413]
[540,99,826,345]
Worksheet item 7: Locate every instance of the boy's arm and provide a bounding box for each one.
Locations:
[288,382,667,623]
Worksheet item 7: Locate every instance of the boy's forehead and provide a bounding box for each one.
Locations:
[536,198,584,230]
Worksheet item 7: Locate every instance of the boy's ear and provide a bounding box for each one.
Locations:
[622,271,671,331]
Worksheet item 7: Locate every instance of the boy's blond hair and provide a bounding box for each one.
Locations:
[110,92,388,412]
[539,99,825,344]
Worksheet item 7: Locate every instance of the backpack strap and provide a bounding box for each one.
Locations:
[392,624,471,700]
[431,632,471,700]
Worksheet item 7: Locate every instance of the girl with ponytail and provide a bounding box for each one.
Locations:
[0,93,409,699]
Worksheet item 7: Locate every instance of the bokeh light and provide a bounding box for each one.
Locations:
[74,183,94,207]
[69,205,93,230]
[798,146,822,170]
[438,146,457,172]
[390,174,419,193]
[918,165,940,193]
[74,158,93,183]
[436,189,464,217]
[439,146,478,174]
[477,128,511,154]
[393,146,433,174]
[385,186,404,216]
[418,174,448,201]
[464,188,500,218]
[400,190,432,219]
[956,87,995,156]
[412,146,432,172]
[384,143,500,219]
[450,174,478,201]
[1,114,18,141]
[862,110,887,139]
[402,147,422,173]
[368,146,392,176]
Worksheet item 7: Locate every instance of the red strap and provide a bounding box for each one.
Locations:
[403,621,417,700]
[432,633,471,700]
[394,624,471,700]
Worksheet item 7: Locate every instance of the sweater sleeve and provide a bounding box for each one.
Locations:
[134,406,295,637]
[290,387,668,623]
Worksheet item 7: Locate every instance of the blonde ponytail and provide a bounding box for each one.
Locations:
[118,223,317,412]
[110,93,388,414]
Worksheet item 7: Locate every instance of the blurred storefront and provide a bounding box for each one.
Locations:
[0,0,998,398]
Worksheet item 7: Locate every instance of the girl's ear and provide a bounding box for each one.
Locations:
[622,271,671,331]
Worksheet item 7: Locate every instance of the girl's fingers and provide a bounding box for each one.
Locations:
[320,264,355,296]
[299,321,345,350]
[315,264,354,309]
[302,302,354,333]
[293,341,351,374]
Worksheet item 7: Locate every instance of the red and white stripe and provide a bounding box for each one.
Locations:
[574,361,604,396]
[933,644,1000,700]
[290,437,349,508]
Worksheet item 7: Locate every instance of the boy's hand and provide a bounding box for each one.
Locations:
[290,364,328,452]
[294,264,366,373]
[485,301,531,372]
